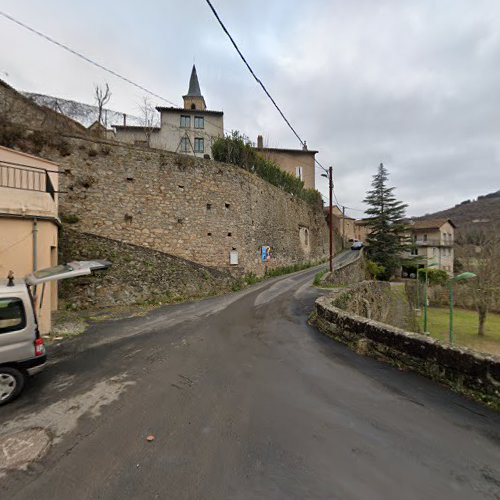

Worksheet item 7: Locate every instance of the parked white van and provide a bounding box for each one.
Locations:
[0,260,110,405]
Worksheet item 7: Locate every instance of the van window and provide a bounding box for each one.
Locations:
[0,298,26,334]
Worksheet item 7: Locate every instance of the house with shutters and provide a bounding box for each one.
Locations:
[113,65,224,158]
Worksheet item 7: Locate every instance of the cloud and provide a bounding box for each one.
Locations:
[1,0,499,217]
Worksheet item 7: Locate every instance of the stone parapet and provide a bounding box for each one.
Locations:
[314,295,500,408]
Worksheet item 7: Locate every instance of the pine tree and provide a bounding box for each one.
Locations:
[363,163,408,280]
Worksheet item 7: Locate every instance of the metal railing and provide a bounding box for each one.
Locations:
[414,238,454,247]
[0,162,55,200]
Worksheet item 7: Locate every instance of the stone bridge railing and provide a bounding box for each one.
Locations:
[313,294,500,409]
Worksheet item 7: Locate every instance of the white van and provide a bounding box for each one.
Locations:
[0,260,110,405]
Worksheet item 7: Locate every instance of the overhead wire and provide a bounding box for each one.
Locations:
[0,10,232,136]
[1,8,356,205]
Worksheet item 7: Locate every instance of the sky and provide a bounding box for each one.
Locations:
[1,0,499,218]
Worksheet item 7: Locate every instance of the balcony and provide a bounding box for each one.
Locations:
[414,238,454,247]
[0,161,55,199]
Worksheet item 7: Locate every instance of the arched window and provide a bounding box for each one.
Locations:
[191,103,196,110]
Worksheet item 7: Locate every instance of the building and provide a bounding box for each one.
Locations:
[403,219,455,275]
[113,65,224,158]
[0,146,60,334]
[254,135,317,190]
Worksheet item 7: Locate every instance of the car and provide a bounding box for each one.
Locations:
[0,260,111,405]
[351,240,363,250]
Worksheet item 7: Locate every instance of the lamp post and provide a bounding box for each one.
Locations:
[321,166,333,273]
[448,272,476,344]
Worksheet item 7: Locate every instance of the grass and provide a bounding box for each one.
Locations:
[426,307,500,357]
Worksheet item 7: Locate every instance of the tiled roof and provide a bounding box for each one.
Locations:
[155,106,223,116]
[410,218,456,230]
[255,147,318,155]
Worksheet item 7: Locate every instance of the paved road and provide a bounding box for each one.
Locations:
[1,257,499,500]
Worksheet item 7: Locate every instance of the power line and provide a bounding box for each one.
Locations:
[0,10,180,108]
[204,1,331,175]
[1,8,331,178]
[204,0,307,148]
[0,10,231,136]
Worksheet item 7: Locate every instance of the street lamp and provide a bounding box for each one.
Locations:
[321,166,333,273]
[448,272,476,344]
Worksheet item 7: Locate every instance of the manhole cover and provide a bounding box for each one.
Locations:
[0,428,51,470]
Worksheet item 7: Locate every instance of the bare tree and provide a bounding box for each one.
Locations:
[138,95,159,147]
[456,226,500,335]
[94,83,111,126]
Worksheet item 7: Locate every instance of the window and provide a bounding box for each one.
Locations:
[180,115,191,128]
[194,138,204,153]
[296,166,303,181]
[194,116,204,129]
[180,137,190,152]
[423,234,427,242]
[0,298,26,334]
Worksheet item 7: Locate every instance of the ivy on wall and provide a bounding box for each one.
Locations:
[212,131,322,207]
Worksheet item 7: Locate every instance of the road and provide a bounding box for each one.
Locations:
[1,252,499,500]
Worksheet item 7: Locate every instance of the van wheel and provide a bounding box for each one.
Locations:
[0,367,26,405]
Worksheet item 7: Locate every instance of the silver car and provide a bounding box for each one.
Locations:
[0,260,110,405]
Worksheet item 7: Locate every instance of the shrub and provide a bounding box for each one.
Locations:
[212,131,323,207]
[366,259,386,280]
[417,268,448,286]
[61,214,80,224]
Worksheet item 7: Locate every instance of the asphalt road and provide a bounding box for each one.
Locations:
[1,253,499,500]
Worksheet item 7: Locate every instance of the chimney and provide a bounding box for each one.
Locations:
[302,140,308,151]
[123,113,127,127]
[257,135,263,149]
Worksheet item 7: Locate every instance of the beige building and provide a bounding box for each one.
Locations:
[404,219,455,274]
[113,65,224,158]
[254,135,317,190]
[0,146,60,334]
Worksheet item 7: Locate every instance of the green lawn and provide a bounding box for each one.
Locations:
[426,307,500,357]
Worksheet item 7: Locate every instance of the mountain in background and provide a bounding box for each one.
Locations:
[23,92,141,128]
[418,189,500,232]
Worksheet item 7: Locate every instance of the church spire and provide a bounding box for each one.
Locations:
[187,65,202,97]
[183,64,206,111]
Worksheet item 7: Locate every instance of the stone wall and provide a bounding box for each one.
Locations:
[58,229,239,308]
[0,79,86,135]
[44,134,328,275]
[321,251,365,286]
[314,295,500,408]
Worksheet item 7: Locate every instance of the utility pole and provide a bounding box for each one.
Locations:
[342,205,346,250]
[321,166,334,272]
[329,167,333,272]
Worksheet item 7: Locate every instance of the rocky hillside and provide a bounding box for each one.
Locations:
[418,190,500,231]
[23,92,141,128]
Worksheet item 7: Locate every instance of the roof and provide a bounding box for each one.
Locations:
[410,218,456,230]
[112,125,161,131]
[255,147,318,155]
[186,65,202,97]
[155,106,223,116]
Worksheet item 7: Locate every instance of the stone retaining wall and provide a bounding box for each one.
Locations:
[314,295,500,408]
[58,229,239,308]
[320,251,365,286]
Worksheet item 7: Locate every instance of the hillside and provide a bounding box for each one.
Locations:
[23,92,141,128]
[418,190,500,231]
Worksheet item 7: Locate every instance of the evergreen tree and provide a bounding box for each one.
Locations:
[363,163,408,280]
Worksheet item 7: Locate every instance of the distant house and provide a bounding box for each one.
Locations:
[113,65,224,158]
[403,219,456,275]
[254,135,317,190]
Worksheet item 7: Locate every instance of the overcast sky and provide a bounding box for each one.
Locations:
[1,0,499,217]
